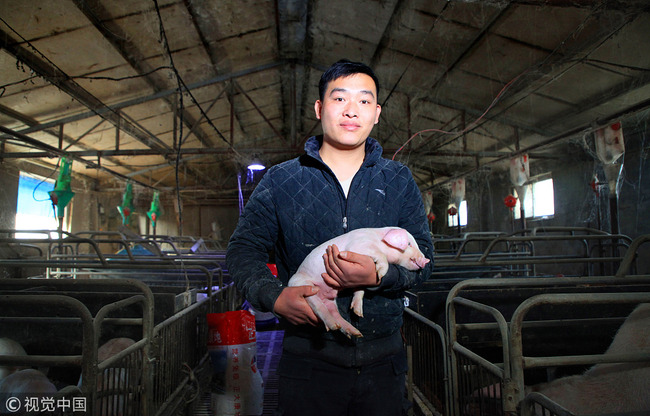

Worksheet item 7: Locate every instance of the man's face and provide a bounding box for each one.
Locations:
[314,73,381,150]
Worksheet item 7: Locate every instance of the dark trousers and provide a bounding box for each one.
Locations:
[275,349,409,416]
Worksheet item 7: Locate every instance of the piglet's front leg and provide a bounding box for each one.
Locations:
[350,254,387,318]
[351,290,365,317]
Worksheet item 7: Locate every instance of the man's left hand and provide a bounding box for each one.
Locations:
[321,244,379,289]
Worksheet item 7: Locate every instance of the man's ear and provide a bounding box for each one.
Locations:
[374,104,381,125]
[314,100,322,120]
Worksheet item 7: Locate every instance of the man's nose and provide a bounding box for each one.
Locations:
[344,102,358,118]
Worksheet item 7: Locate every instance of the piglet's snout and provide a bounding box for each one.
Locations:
[411,257,430,269]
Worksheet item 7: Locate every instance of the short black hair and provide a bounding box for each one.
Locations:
[318,59,380,101]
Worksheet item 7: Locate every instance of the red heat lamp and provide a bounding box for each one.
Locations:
[504,195,517,211]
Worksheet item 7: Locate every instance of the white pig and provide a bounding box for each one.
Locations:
[86,337,136,416]
[527,302,650,415]
[288,227,430,338]
[466,303,650,416]
[0,369,57,395]
[0,338,27,381]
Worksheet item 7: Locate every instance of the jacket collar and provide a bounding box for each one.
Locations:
[304,135,383,167]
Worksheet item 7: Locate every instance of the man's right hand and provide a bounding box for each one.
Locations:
[273,286,320,326]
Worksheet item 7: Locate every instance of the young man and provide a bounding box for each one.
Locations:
[226,59,434,415]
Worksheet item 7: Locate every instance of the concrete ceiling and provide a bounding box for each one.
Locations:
[1,0,649,204]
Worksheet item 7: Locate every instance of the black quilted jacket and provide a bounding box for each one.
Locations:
[226,135,434,366]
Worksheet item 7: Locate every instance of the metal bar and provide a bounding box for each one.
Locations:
[73,0,214,149]
[0,27,170,154]
[616,234,650,277]
[234,81,285,142]
[0,354,83,368]
[58,124,64,149]
[451,297,511,377]
[94,293,152,416]
[477,234,632,262]
[0,126,157,190]
[427,97,650,189]
[403,307,450,416]
[520,392,575,416]
[447,295,511,416]
[509,292,650,408]
[452,342,504,380]
[523,351,650,369]
[64,119,107,151]
[0,61,284,140]
[0,294,95,402]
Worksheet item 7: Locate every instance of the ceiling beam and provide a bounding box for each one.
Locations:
[0,25,223,190]
[182,0,251,145]
[0,62,284,140]
[369,0,409,70]
[0,125,155,189]
[539,66,650,129]
[484,6,636,135]
[1,145,545,161]
[409,6,635,157]
[0,27,170,154]
[0,147,302,159]
[0,103,140,173]
[425,96,650,189]
[510,0,650,11]
[290,0,316,141]
[73,0,214,148]
[428,3,511,99]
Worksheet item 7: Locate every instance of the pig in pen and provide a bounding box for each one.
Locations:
[0,276,238,416]
[447,276,650,416]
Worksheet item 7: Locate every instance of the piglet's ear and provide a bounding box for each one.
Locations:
[383,229,409,251]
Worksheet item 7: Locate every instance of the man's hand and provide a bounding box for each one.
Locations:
[273,286,320,326]
[321,244,379,289]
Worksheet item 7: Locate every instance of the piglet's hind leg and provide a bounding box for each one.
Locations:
[305,296,362,338]
[351,290,364,317]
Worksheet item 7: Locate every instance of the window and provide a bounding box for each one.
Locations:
[15,173,59,238]
[514,177,555,219]
[447,200,468,227]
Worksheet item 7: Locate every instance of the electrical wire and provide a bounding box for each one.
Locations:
[72,65,174,81]
[391,0,612,162]
[152,0,186,235]
[381,1,450,108]
[0,75,38,97]
[30,161,60,203]
[392,70,527,160]
[150,2,240,158]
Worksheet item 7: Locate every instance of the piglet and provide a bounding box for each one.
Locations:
[288,227,429,338]
[0,338,27,381]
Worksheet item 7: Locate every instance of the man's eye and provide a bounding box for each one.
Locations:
[361,100,370,104]
[334,97,344,102]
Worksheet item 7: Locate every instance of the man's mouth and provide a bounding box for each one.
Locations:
[340,123,360,131]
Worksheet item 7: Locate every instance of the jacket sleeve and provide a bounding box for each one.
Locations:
[226,172,284,313]
[372,167,434,293]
